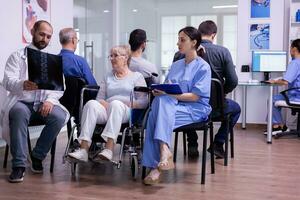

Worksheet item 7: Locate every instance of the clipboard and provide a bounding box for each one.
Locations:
[27,48,64,91]
[150,83,183,94]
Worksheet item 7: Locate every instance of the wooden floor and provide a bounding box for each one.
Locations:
[0,126,299,200]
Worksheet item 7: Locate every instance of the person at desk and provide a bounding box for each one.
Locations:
[59,28,97,86]
[266,39,300,133]
[173,20,240,159]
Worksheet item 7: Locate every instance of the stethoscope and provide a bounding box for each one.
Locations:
[21,47,27,60]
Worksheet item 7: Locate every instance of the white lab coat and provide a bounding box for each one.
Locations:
[0,45,69,143]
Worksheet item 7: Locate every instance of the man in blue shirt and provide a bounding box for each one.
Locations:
[59,28,97,86]
[267,39,300,133]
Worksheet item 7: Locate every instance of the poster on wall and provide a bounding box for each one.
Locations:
[22,0,51,43]
[251,0,270,18]
[249,24,270,50]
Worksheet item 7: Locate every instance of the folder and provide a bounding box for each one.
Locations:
[150,83,183,94]
[27,48,64,91]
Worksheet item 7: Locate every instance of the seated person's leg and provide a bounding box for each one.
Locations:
[98,100,130,161]
[186,131,199,158]
[8,101,33,183]
[30,105,67,173]
[271,94,286,131]
[212,99,241,158]
[68,100,107,162]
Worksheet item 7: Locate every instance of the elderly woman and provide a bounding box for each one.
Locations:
[68,45,147,162]
[142,26,212,185]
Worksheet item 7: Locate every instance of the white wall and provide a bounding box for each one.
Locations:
[0,0,73,82]
[235,0,286,124]
[0,1,73,145]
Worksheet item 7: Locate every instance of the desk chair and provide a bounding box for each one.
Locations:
[274,87,300,139]
[176,78,234,167]
[3,119,57,173]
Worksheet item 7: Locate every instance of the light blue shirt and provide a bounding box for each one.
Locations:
[165,57,212,121]
[283,58,300,101]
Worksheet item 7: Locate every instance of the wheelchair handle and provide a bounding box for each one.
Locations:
[134,86,151,93]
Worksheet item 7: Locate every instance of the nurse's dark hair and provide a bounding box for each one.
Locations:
[178,26,204,57]
[291,39,300,52]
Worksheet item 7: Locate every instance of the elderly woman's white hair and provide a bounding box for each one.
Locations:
[110,45,131,66]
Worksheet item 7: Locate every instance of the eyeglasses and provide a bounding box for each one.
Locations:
[107,54,125,60]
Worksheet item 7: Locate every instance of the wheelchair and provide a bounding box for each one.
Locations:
[63,83,151,180]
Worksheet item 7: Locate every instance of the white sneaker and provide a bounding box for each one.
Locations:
[68,148,88,162]
[97,149,113,161]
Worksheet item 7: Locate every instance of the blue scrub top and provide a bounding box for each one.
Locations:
[59,49,97,86]
[165,57,212,121]
[283,58,300,101]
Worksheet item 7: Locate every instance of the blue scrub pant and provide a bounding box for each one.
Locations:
[272,94,285,125]
[142,95,204,168]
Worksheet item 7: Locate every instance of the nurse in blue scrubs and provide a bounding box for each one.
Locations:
[267,39,300,133]
[142,26,212,185]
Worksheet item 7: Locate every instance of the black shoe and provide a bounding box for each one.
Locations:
[8,167,25,183]
[188,146,199,158]
[207,142,225,159]
[30,154,43,174]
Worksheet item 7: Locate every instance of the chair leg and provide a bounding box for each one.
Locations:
[27,129,32,154]
[224,119,229,166]
[142,166,146,179]
[173,132,179,162]
[50,139,56,173]
[67,120,72,139]
[230,128,234,158]
[183,132,187,156]
[201,127,208,185]
[209,122,215,174]
[3,144,9,168]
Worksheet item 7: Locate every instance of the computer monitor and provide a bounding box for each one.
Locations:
[252,51,287,80]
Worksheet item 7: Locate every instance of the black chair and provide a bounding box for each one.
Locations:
[274,87,300,139]
[178,78,234,167]
[59,76,87,138]
[209,78,234,166]
[3,119,57,173]
[173,120,211,185]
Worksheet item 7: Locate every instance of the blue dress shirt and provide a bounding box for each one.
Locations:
[59,49,97,85]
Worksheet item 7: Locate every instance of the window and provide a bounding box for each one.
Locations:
[223,15,237,65]
[161,16,187,69]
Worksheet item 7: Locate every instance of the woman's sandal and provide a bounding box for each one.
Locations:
[158,152,175,171]
[143,170,161,185]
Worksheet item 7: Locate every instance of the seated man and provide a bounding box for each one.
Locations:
[0,20,69,183]
[266,39,300,133]
[59,28,97,86]
[128,29,160,84]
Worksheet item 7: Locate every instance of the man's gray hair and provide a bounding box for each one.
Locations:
[59,28,76,45]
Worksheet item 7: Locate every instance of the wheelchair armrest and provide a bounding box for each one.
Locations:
[134,86,151,93]
[280,87,300,106]
[84,85,100,90]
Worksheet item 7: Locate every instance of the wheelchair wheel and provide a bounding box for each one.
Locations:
[130,155,138,180]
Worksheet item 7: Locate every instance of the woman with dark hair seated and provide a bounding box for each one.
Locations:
[142,26,212,185]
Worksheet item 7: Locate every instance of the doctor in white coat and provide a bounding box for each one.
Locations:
[0,20,69,183]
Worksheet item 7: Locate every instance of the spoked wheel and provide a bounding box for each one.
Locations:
[130,155,139,180]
